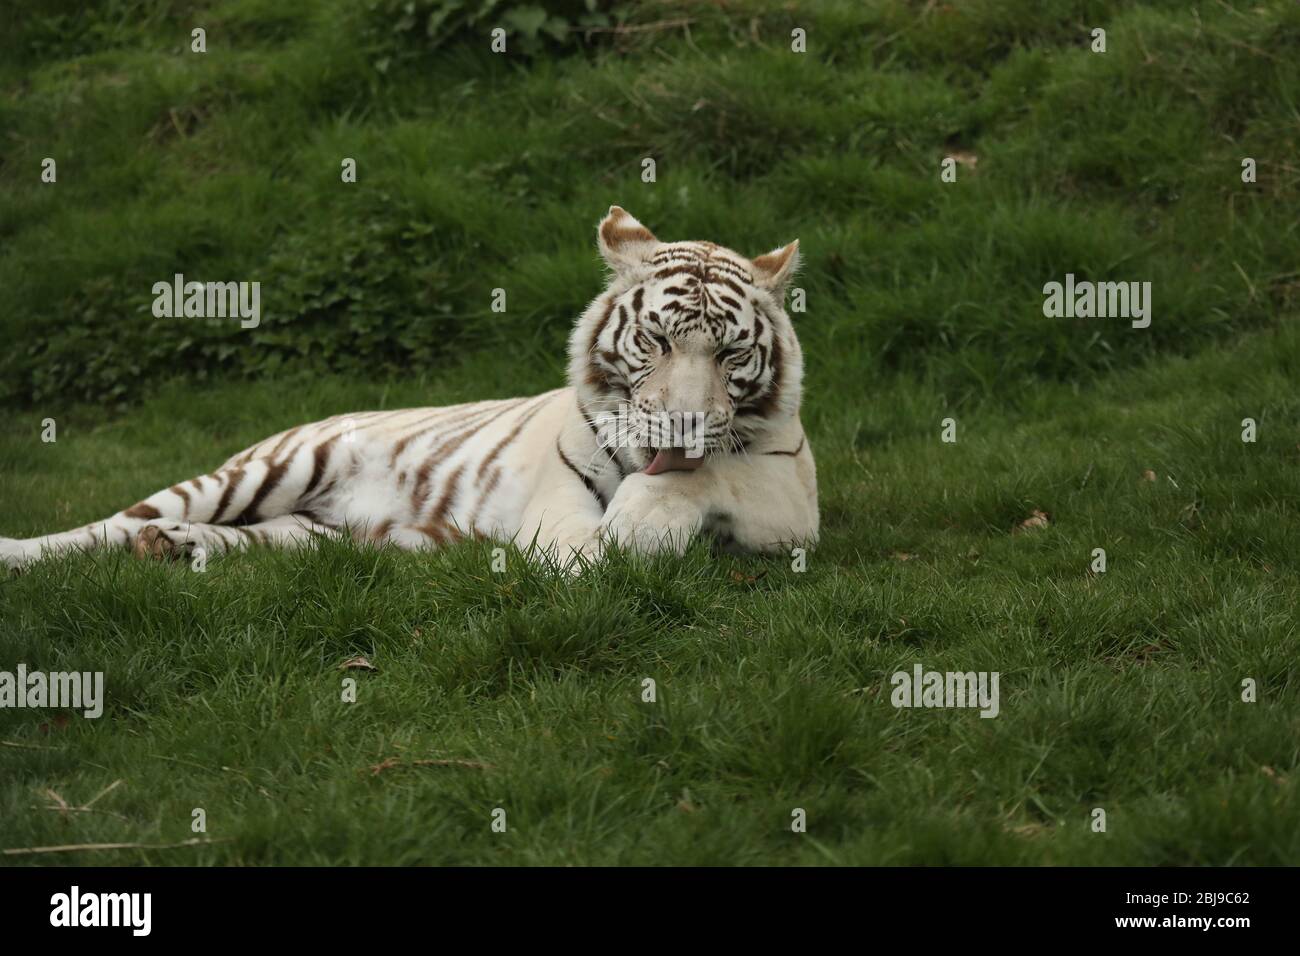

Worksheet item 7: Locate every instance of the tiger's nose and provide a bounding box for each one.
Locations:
[643,401,695,446]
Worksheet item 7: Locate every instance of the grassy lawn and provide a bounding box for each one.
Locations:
[2,0,1299,864]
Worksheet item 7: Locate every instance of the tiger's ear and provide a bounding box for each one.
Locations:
[598,206,659,275]
[751,240,800,297]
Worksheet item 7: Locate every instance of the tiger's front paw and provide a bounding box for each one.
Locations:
[546,530,605,575]
[599,475,703,556]
[132,522,194,561]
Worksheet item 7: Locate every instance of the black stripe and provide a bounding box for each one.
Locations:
[557,439,608,510]
[612,303,629,346]
[764,436,805,457]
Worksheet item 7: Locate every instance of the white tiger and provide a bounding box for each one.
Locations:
[1,207,818,569]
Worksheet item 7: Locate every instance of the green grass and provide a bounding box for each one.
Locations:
[3,329,1297,864]
[2,0,1299,864]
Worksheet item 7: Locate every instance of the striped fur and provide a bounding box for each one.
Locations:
[1,208,818,568]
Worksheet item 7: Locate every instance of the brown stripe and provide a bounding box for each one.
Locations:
[265,426,303,461]
[475,393,557,482]
[390,403,504,464]
[388,411,448,462]
[390,400,522,463]
[464,394,561,528]
[410,401,529,513]
[410,447,453,513]
[303,436,338,499]
[476,467,502,515]
[168,484,192,519]
[584,362,610,390]
[421,464,466,540]
[232,458,289,525]
[124,503,161,520]
[210,468,246,524]
[418,519,465,546]
[586,297,617,357]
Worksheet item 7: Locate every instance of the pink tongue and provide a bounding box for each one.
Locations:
[644,448,706,476]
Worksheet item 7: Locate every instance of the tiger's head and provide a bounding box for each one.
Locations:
[569,206,804,475]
